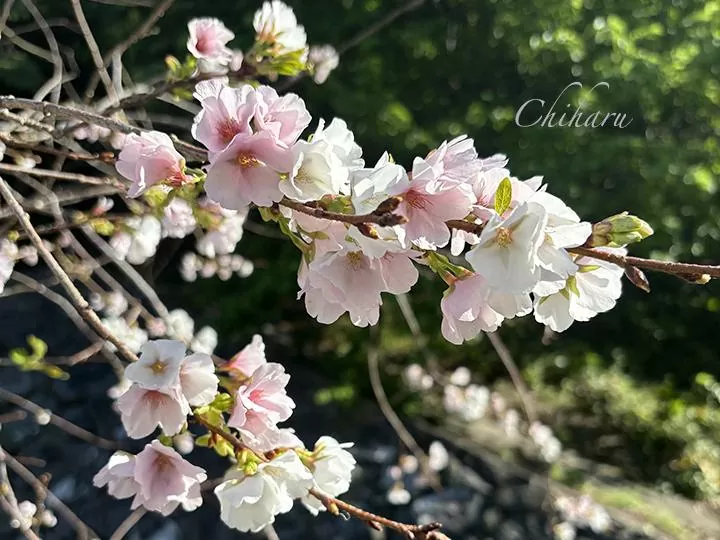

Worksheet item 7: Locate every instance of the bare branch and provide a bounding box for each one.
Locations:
[84,0,176,101]
[19,0,64,103]
[3,449,99,539]
[0,387,123,450]
[367,326,441,491]
[485,330,537,424]
[0,175,138,364]
[69,0,119,103]
[108,507,146,540]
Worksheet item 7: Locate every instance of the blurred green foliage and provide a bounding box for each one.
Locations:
[2,0,719,498]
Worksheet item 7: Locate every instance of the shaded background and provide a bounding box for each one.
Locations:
[1,0,719,536]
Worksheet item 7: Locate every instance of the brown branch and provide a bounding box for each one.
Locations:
[19,0,63,103]
[0,163,126,188]
[0,134,116,162]
[109,507,146,540]
[2,450,98,539]
[367,327,441,491]
[485,330,536,424]
[279,197,407,228]
[70,0,118,103]
[0,175,138,365]
[309,488,441,538]
[84,0,175,101]
[0,387,122,450]
[101,63,256,115]
[569,246,720,280]
[0,97,206,161]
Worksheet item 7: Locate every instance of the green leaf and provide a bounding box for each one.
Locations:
[494,177,512,215]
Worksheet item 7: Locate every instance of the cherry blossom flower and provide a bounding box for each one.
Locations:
[282,138,348,201]
[191,83,256,155]
[440,273,504,345]
[215,451,313,532]
[162,198,197,239]
[110,215,162,265]
[533,248,625,332]
[196,204,247,258]
[309,45,339,84]
[164,309,195,343]
[403,363,433,391]
[428,441,449,471]
[425,135,484,183]
[190,326,218,355]
[228,334,266,377]
[187,18,234,65]
[205,131,293,210]
[254,86,311,146]
[102,291,128,318]
[93,451,139,500]
[399,157,475,250]
[449,366,471,386]
[465,202,548,293]
[116,132,186,198]
[179,351,218,407]
[125,340,186,390]
[131,440,206,515]
[118,340,217,438]
[302,437,355,515]
[228,363,297,451]
[101,316,148,354]
[0,239,18,294]
[301,242,387,327]
[253,1,307,56]
[116,384,189,439]
[312,117,364,173]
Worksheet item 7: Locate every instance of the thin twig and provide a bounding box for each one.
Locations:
[3,450,98,539]
[84,0,175,101]
[0,176,138,364]
[309,487,441,538]
[20,0,63,103]
[0,163,126,188]
[82,227,170,318]
[485,330,536,424]
[367,326,441,491]
[569,246,720,279]
[70,0,118,103]
[0,387,122,449]
[0,0,16,38]
[108,507,146,540]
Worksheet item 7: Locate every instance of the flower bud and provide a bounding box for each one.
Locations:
[589,212,653,247]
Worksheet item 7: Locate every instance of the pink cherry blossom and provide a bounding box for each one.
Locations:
[93,452,138,500]
[254,86,311,146]
[116,385,189,439]
[398,157,475,250]
[228,363,297,451]
[192,83,256,155]
[187,18,234,64]
[116,132,186,198]
[228,334,267,377]
[131,440,206,515]
[205,131,293,210]
[179,352,219,407]
[425,135,483,183]
[441,273,504,345]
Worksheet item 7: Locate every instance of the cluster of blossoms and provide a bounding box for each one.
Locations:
[96,335,357,532]
[553,495,612,539]
[113,82,641,341]
[8,501,56,531]
[100,305,218,357]
[405,364,563,463]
